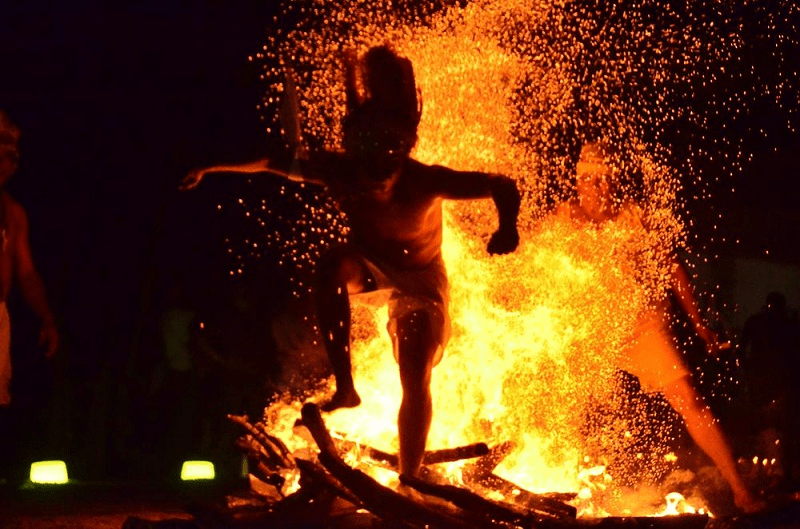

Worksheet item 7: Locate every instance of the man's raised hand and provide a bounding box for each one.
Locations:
[180,168,206,191]
[487,226,519,255]
[280,69,303,153]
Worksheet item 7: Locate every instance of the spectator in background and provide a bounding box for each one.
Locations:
[739,291,800,490]
[146,280,199,476]
[739,291,800,410]
[0,110,59,481]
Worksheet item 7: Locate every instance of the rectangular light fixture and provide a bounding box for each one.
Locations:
[180,460,215,481]
[29,460,69,484]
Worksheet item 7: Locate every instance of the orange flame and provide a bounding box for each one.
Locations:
[259,0,714,516]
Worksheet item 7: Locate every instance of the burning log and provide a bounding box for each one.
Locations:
[426,442,490,464]
[332,436,489,470]
[294,457,364,507]
[457,441,576,519]
[400,473,538,527]
[227,414,295,469]
[331,437,398,468]
[466,472,577,519]
[464,441,517,477]
[301,402,478,529]
[234,436,286,490]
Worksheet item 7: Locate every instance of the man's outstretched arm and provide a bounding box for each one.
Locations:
[433,167,520,254]
[671,259,719,351]
[486,174,520,254]
[180,154,324,190]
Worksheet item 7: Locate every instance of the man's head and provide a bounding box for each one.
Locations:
[362,45,421,129]
[0,111,20,186]
[343,103,410,194]
[575,141,617,219]
[342,46,420,186]
[766,291,787,312]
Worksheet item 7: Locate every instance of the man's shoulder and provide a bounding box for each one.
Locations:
[403,159,470,186]
[405,158,446,173]
[304,150,354,186]
[401,159,459,195]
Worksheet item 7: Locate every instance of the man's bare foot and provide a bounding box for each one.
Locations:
[397,481,460,514]
[320,389,361,412]
[735,491,767,514]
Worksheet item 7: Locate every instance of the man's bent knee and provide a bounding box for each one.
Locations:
[316,246,372,294]
[394,311,440,388]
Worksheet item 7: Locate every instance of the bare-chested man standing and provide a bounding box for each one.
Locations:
[0,111,59,407]
[181,46,520,477]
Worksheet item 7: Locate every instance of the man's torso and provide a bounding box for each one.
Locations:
[311,155,445,268]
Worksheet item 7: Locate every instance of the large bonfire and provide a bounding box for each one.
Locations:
[219,0,799,520]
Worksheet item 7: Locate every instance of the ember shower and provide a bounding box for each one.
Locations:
[235,0,799,516]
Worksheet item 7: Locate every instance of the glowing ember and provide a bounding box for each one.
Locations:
[226,0,798,518]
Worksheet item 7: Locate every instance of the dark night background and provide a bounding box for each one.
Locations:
[0,0,291,483]
[0,0,798,486]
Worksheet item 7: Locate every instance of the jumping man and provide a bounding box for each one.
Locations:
[181,46,520,477]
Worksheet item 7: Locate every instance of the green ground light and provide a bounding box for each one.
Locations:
[29,461,69,484]
[180,460,215,481]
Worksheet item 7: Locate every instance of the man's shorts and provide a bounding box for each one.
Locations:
[620,313,690,391]
[353,252,450,366]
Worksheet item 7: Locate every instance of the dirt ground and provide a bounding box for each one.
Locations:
[0,481,220,529]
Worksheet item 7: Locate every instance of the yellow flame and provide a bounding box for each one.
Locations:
[257,0,719,517]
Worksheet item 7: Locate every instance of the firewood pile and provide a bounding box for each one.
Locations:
[221,403,711,529]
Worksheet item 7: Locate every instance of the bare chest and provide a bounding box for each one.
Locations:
[345,195,441,241]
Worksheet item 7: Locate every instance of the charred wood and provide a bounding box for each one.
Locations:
[464,441,517,478]
[400,473,537,527]
[332,437,489,470]
[255,419,294,460]
[425,443,490,465]
[234,435,283,471]
[333,436,398,468]
[295,457,364,507]
[542,492,579,503]
[227,414,295,469]
[466,472,577,519]
[301,402,477,529]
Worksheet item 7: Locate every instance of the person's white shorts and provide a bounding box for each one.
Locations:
[621,313,690,391]
[353,253,450,366]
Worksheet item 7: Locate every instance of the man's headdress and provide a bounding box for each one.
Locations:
[343,46,421,159]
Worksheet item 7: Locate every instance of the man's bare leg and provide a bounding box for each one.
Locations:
[395,311,438,477]
[315,247,373,412]
[662,376,765,513]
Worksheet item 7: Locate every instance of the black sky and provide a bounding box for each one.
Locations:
[1,1,280,347]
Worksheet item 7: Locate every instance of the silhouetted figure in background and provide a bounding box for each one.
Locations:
[0,111,59,482]
[739,291,800,491]
[557,140,764,513]
[145,280,200,478]
[145,278,279,480]
[182,45,520,477]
